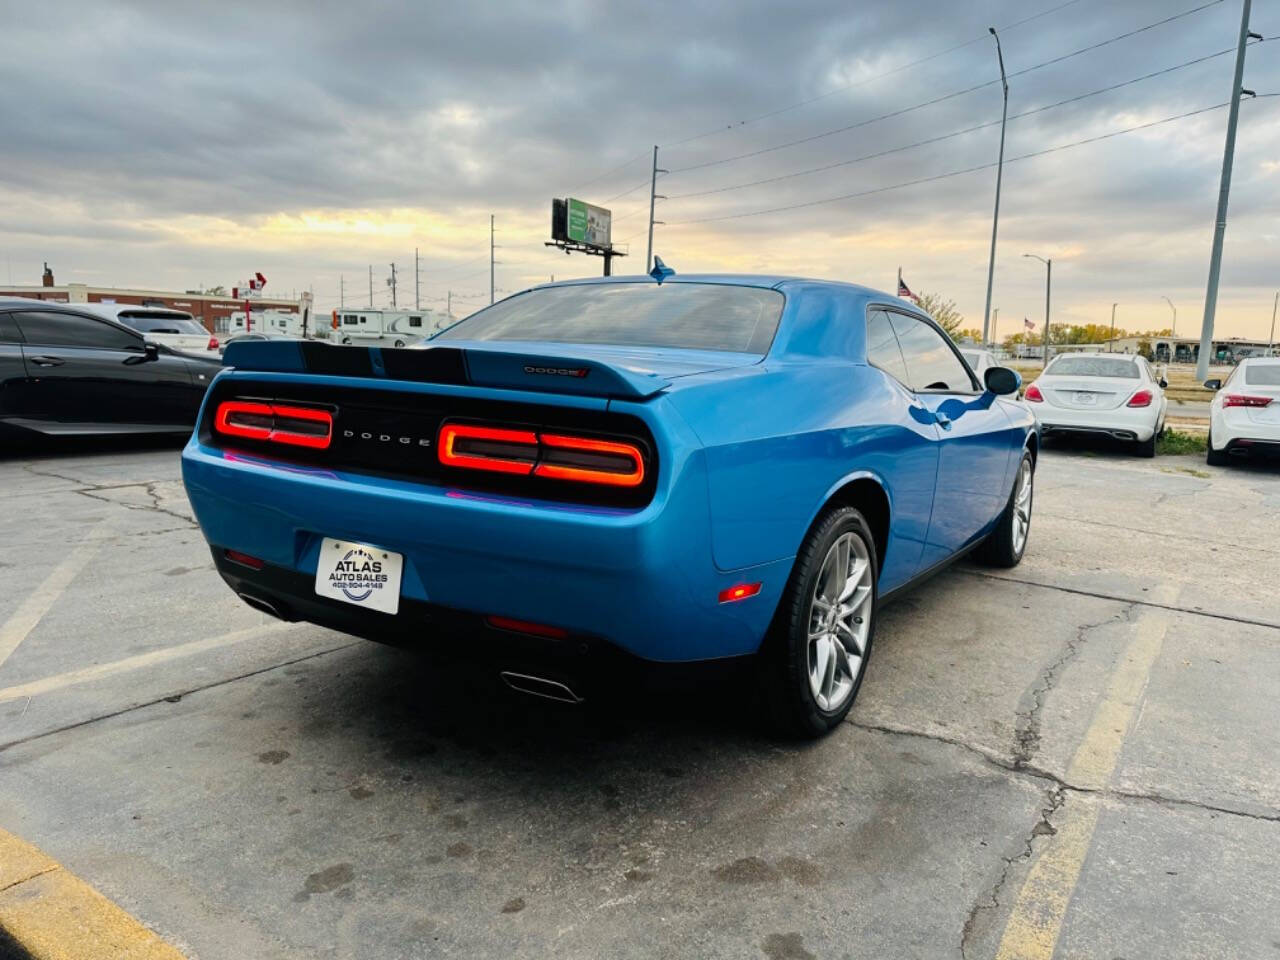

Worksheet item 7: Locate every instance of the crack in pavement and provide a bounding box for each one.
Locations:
[961,570,1280,632]
[960,783,1066,959]
[20,464,198,528]
[1011,603,1137,769]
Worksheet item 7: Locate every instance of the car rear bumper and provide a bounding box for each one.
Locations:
[182,438,791,663]
[1035,406,1159,441]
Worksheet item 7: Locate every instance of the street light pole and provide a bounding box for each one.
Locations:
[1162,295,1177,363]
[1109,302,1118,351]
[1023,254,1051,363]
[1269,290,1278,356]
[1196,0,1258,381]
[982,27,1009,349]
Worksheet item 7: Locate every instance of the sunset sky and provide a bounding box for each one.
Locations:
[1,0,1277,339]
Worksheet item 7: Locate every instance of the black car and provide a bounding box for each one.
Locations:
[0,298,221,437]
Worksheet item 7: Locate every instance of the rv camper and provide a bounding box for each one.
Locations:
[330,308,446,346]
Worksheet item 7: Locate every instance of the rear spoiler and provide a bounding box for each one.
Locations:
[219,340,670,400]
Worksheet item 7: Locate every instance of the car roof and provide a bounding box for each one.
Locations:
[0,297,141,334]
[525,273,897,301]
[79,303,196,319]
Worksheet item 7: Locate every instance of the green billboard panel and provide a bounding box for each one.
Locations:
[566,198,612,250]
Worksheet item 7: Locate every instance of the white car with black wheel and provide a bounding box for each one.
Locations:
[1024,352,1167,457]
[1204,357,1280,465]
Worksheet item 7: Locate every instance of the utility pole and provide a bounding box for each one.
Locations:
[1109,302,1118,351]
[982,27,1009,348]
[389,263,397,308]
[645,145,667,273]
[992,308,999,348]
[490,214,496,305]
[447,290,452,320]
[414,247,420,309]
[1268,290,1278,356]
[339,274,344,309]
[368,265,373,307]
[1197,0,1259,380]
[1023,254,1051,363]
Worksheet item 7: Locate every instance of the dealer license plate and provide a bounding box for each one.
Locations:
[314,538,403,614]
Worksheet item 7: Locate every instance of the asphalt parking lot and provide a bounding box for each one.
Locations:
[1,438,1278,959]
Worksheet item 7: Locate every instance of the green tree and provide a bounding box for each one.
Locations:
[915,291,964,337]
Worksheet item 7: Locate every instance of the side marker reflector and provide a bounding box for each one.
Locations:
[718,582,762,604]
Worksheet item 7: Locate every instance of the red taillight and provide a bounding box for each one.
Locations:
[1223,394,1273,409]
[224,548,265,570]
[437,421,646,488]
[214,400,333,449]
[1126,389,1153,408]
[718,582,762,604]
[535,433,644,487]
[438,423,538,475]
[1024,384,1044,403]
[208,336,219,350]
[485,615,569,640]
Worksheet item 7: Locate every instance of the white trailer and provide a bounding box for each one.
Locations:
[329,308,447,347]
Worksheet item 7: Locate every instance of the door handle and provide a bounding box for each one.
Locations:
[934,411,952,429]
[29,355,65,367]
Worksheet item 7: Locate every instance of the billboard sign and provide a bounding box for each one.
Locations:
[565,198,611,250]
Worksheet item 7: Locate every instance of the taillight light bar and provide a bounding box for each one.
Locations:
[1126,389,1153,408]
[1222,394,1273,409]
[214,400,334,449]
[437,421,646,488]
[1024,384,1044,402]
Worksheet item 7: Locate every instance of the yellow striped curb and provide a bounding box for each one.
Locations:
[0,828,187,959]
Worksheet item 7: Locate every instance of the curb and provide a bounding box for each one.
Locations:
[0,828,187,960]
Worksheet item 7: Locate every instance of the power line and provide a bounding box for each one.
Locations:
[666,0,1229,175]
[599,177,655,205]
[663,0,1093,149]
[568,149,651,194]
[666,95,1277,226]
[666,42,1256,201]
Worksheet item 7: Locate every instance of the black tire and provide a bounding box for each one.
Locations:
[760,506,878,738]
[1136,433,1157,458]
[975,450,1033,568]
[394,339,406,348]
[1206,429,1229,466]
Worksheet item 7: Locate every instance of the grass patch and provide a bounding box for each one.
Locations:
[1158,428,1207,456]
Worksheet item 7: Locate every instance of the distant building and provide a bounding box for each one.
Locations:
[0,268,300,334]
[1104,335,1275,363]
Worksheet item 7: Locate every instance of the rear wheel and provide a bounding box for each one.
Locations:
[1206,428,1229,466]
[394,339,406,348]
[976,451,1033,568]
[761,506,877,738]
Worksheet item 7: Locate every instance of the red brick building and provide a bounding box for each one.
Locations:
[0,275,300,334]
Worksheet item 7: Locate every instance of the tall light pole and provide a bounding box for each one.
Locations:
[1023,254,1051,363]
[1109,302,1118,351]
[982,27,1009,348]
[1196,0,1260,380]
[1162,295,1177,363]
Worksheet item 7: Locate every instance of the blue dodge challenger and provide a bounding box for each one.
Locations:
[182,271,1036,736]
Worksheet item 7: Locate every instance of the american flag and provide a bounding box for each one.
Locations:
[897,276,919,304]
[1024,317,1036,331]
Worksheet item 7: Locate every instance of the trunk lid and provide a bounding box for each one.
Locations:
[1039,375,1141,411]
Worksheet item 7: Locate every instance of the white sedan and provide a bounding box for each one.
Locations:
[1205,357,1280,465]
[1024,352,1167,457]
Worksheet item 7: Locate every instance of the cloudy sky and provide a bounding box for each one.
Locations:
[1,0,1277,339]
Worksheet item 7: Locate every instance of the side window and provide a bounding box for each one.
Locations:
[887,313,975,393]
[0,313,24,344]
[13,311,141,351]
[343,315,358,326]
[409,316,422,328]
[866,309,910,387]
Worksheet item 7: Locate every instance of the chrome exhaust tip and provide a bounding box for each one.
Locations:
[238,592,286,620]
[500,671,584,704]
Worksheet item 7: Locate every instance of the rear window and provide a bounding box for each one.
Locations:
[120,314,207,336]
[1046,356,1139,378]
[435,283,784,355]
[1244,363,1280,386]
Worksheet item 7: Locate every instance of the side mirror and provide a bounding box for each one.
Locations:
[1159,377,1168,389]
[984,366,1021,396]
[1203,378,1221,391]
[144,342,160,361]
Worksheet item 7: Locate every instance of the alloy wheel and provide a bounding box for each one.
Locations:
[806,532,874,712]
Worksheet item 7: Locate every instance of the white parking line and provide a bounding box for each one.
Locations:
[0,621,300,705]
[0,527,110,671]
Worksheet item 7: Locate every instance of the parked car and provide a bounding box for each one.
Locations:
[82,304,218,355]
[1023,352,1167,457]
[1204,357,1280,465]
[218,331,298,357]
[181,274,1037,737]
[0,298,220,437]
[960,348,997,379]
